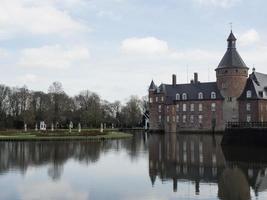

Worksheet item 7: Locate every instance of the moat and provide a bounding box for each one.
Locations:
[0,131,267,200]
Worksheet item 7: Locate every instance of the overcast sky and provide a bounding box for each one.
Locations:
[0,0,267,102]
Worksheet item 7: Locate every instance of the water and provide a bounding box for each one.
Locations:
[0,132,267,200]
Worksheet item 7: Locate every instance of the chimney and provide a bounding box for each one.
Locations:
[194,73,198,84]
[172,74,176,86]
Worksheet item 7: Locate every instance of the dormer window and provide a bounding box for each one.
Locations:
[211,92,216,99]
[198,92,203,100]
[176,93,180,100]
[182,93,187,100]
[246,90,252,98]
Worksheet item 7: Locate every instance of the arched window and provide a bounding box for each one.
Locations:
[247,90,252,98]
[176,93,180,100]
[198,92,203,99]
[182,93,187,100]
[211,92,216,99]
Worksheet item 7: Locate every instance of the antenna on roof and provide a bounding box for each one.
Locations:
[229,22,233,32]
[186,65,189,83]
[208,68,210,81]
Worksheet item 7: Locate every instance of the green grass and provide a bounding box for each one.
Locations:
[0,130,132,141]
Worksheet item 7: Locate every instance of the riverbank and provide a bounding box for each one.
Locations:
[0,129,132,141]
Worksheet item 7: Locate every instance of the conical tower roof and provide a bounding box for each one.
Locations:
[216,31,248,70]
[149,80,157,91]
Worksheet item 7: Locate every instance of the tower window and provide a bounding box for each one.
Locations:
[176,93,180,100]
[246,103,251,111]
[211,103,216,111]
[246,90,252,98]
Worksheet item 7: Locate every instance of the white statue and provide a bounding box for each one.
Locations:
[78,123,81,133]
[40,121,46,131]
[112,123,114,129]
[24,123,27,132]
[100,123,103,133]
[51,123,54,132]
[35,124,38,131]
[69,121,73,133]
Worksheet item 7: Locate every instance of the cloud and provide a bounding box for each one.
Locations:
[18,45,90,69]
[18,74,38,83]
[121,37,169,56]
[0,48,8,57]
[194,0,241,7]
[19,181,88,200]
[0,0,88,40]
[239,29,260,46]
[120,36,221,62]
[96,10,122,21]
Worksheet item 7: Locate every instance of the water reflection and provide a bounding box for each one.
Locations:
[1,132,267,199]
[0,133,147,180]
[149,133,267,199]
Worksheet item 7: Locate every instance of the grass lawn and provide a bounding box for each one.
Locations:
[0,129,132,141]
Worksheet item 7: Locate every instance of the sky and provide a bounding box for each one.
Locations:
[0,0,267,102]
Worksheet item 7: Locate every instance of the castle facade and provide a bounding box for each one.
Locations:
[148,31,267,132]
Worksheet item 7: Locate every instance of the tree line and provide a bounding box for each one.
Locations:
[0,81,147,130]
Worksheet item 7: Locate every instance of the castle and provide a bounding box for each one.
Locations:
[148,31,267,132]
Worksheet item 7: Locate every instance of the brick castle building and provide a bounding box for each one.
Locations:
[148,31,267,132]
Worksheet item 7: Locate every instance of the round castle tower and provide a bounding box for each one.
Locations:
[216,31,249,98]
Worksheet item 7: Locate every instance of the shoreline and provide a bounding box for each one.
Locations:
[0,131,132,141]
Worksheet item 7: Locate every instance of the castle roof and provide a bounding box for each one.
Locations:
[158,82,224,104]
[239,71,267,100]
[149,80,157,91]
[216,31,248,70]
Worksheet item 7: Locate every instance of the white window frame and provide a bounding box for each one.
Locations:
[190,104,194,112]
[183,104,187,112]
[182,93,187,100]
[190,115,194,123]
[211,103,216,112]
[247,114,251,122]
[199,103,203,112]
[176,115,179,123]
[247,90,252,98]
[246,103,251,111]
[158,105,161,113]
[198,115,203,123]
[176,104,179,112]
[176,93,180,100]
[167,115,170,122]
[182,115,187,123]
[211,92,216,99]
[198,92,203,100]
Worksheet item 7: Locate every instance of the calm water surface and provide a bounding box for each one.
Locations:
[1,132,267,200]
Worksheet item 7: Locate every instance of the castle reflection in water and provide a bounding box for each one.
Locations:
[1,132,267,199]
[149,133,267,199]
